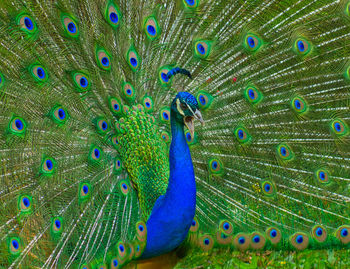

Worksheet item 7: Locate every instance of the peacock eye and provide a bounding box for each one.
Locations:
[180,103,187,110]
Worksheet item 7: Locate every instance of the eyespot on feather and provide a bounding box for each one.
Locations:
[8,116,26,136]
[105,2,122,28]
[96,118,109,134]
[244,85,263,105]
[160,131,170,143]
[183,0,200,8]
[261,180,276,197]
[185,130,198,145]
[144,16,160,40]
[18,195,32,213]
[216,231,233,245]
[219,220,233,235]
[115,121,123,134]
[96,48,111,70]
[234,125,251,144]
[62,16,79,37]
[114,158,122,173]
[127,47,140,71]
[31,65,48,82]
[244,33,262,51]
[194,40,212,59]
[142,96,153,112]
[109,97,122,115]
[250,232,266,249]
[79,182,92,203]
[266,227,281,244]
[208,158,224,175]
[135,104,143,113]
[136,221,147,242]
[294,38,312,55]
[185,130,193,143]
[9,237,21,254]
[159,67,172,85]
[196,91,213,110]
[122,82,135,101]
[159,107,171,123]
[330,119,349,136]
[73,72,90,92]
[117,241,127,260]
[135,243,144,258]
[314,168,331,185]
[51,217,63,234]
[111,135,120,150]
[89,146,102,162]
[41,157,56,175]
[110,257,121,269]
[50,105,68,124]
[198,234,214,251]
[291,96,308,114]
[336,225,350,244]
[312,225,327,243]
[276,143,294,161]
[120,180,129,195]
[290,233,309,250]
[122,105,130,116]
[17,14,37,34]
[233,233,250,251]
[127,243,135,260]
[190,218,199,232]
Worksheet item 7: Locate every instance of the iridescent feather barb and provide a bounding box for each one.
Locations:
[0,0,350,268]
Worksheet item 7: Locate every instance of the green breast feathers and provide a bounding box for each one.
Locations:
[116,104,169,220]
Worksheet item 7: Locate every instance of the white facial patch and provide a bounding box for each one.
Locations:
[186,103,196,115]
[176,99,185,116]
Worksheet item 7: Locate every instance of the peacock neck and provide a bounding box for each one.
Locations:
[141,109,196,258]
[167,111,196,198]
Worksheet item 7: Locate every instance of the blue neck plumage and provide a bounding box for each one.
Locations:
[141,109,197,259]
[167,112,196,200]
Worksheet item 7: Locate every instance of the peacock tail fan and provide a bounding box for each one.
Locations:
[0,0,349,268]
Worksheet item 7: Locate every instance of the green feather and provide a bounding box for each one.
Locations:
[1,0,350,268]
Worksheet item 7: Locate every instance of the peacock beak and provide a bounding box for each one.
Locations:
[194,109,204,125]
[184,110,204,138]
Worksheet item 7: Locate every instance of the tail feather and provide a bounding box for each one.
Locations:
[1,0,350,268]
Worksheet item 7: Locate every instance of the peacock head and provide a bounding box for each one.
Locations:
[171,92,204,137]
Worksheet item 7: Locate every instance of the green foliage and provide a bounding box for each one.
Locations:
[174,249,350,268]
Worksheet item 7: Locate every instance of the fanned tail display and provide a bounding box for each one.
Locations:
[0,0,350,268]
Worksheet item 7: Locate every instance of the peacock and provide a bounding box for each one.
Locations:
[0,0,350,268]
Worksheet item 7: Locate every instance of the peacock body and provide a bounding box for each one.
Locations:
[0,0,350,268]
